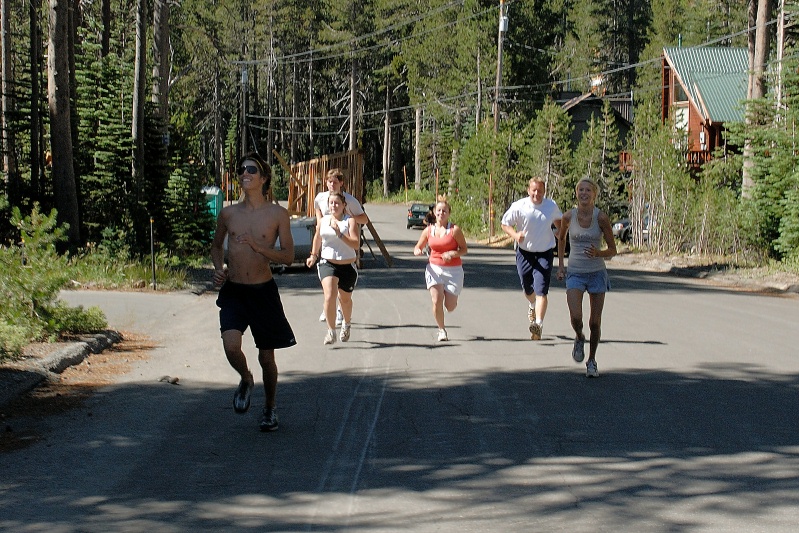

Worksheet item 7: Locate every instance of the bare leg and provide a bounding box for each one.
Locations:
[566,288,586,342]
[222,330,253,384]
[338,288,353,323]
[321,276,339,330]
[443,290,459,313]
[535,294,548,322]
[258,349,278,408]
[524,293,548,322]
[430,285,446,329]
[587,292,605,361]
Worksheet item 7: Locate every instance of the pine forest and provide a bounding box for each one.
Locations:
[2,0,799,264]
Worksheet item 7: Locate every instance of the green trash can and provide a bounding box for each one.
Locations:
[203,186,223,219]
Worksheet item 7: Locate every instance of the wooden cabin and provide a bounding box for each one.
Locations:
[661,46,748,169]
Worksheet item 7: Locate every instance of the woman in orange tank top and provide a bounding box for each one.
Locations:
[413,199,468,342]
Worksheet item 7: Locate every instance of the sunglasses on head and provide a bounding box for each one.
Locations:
[237,165,259,176]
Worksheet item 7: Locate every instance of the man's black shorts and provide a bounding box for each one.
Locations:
[217,279,297,350]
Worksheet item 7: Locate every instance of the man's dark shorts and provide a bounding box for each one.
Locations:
[515,247,554,296]
[216,279,297,350]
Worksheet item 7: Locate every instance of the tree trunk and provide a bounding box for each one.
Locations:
[751,0,771,101]
[152,0,170,120]
[267,32,274,166]
[415,107,421,191]
[349,55,356,151]
[742,0,772,195]
[1,0,19,204]
[29,0,43,201]
[383,87,390,197]
[290,60,296,163]
[308,51,314,156]
[476,49,482,128]
[132,0,146,240]
[48,0,80,245]
[101,0,110,56]
[214,62,222,184]
[747,0,756,99]
[449,110,460,196]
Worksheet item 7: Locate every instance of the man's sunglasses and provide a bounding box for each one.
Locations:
[237,165,259,175]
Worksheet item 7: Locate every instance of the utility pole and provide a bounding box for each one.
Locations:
[490,0,508,240]
[493,0,507,133]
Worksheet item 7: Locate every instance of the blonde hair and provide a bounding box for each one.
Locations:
[575,177,598,194]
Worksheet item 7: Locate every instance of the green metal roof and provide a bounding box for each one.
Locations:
[664,47,748,124]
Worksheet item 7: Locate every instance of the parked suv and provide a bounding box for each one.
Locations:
[407,203,433,229]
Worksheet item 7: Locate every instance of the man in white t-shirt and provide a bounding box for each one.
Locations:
[313,168,369,324]
[313,168,369,224]
[501,177,562,341]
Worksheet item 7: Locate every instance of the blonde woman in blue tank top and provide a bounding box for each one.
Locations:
[556,178,617,377]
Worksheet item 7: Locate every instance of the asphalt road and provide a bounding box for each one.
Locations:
[2,202,799,532]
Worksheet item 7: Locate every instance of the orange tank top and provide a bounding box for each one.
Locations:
[428,223,462,267]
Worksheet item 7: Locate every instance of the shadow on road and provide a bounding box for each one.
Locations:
[4,365,797,530]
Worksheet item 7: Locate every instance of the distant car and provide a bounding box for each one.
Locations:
[613,216,649,243]
[407,203,433,229]
[612,218,632,242]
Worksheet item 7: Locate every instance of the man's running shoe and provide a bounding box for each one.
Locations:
[233,378,253,414]
[529,322,542,341]
[335,308,344,326]
[260,407,279,432]
[586,360,599,378]
[572,337,586,363]
[437,328,448,342]
[324,329,336,345]
[527,305,536,323]
[319,310,326,322]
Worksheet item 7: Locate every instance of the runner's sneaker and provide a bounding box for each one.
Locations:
[340,323,351,342]
[319,310,326,322]
[437,328,448,342]
[335,308,344,326]
[324,329,336,345]
[586,360,599,378]
[572,337,586,363]
[527,305,536,323]
[233,378,253,414]
[260,406,279,432]
[529,322,542,341]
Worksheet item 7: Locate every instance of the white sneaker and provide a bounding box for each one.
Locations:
[323,329,336,345]
[572,337,586,363]
[319,310,326,322]
[437,329,448,342]
[340,324,351,342]
[335,308,343,326]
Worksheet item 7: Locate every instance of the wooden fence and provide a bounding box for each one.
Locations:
[283,149,364,217]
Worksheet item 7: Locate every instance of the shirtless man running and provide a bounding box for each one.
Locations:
[210,152,296,432]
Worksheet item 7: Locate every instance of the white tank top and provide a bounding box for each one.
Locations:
[319,215,357,261]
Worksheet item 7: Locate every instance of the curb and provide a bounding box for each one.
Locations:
[0,330,122,409]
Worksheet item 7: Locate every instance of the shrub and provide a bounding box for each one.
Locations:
[0,205,109,360]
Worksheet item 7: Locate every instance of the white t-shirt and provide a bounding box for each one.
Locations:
[314,191,365,218]
[501,197,562,252]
